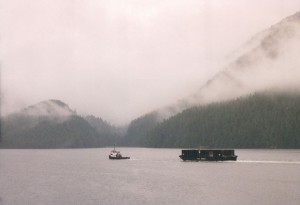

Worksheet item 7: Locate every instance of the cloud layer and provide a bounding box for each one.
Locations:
[1,0,300,124]
[158,11,300,119]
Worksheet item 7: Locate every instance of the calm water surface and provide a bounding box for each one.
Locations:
[0,148,299,205]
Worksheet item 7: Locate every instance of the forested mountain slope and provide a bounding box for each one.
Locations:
[0,100,117,148]
[125,93,300,148]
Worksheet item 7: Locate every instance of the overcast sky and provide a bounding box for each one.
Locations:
[1,0,300,125]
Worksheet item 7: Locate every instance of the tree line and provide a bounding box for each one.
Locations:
[1,92,300,148]
[124,92,300,148]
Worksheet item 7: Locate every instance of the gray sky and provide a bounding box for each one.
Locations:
[1,0,300,125]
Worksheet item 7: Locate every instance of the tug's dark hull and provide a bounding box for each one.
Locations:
[179,149,237,161]
[109,155,130,160]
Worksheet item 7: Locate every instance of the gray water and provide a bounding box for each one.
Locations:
[0,148,299,205]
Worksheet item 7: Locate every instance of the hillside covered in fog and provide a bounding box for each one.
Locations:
[124,11,300,134]
[156,11,300,119]
[122,11,300,148]
[1,12,300,149]
[1,92,300,149]
[0,100,119,148]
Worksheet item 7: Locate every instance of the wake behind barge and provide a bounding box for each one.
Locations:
[179,149,237,161]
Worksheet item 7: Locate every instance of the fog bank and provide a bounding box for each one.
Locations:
[1,0,300,124]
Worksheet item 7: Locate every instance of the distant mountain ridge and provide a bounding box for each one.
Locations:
[22,99,76,117]
[0,100,118,148]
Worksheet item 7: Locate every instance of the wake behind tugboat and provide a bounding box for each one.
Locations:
[109,146,130,160]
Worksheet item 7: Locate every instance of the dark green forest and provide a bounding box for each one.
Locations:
[0,115,112,148]
[1,93,300,148]
[0,114,116,149]
[122,111,160,146]
[124,92,300,148]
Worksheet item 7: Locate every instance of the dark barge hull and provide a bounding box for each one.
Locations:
[179,149,237,161]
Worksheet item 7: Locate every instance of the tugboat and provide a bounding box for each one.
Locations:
[109,146,130,160]
[179,149,237,161]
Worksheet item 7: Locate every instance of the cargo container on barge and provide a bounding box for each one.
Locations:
[179,149,237,161]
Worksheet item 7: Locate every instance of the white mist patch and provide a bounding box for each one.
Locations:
[158,11,300,120]
[21,99,76,122]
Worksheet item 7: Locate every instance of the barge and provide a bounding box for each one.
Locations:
[179,149,237,161]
